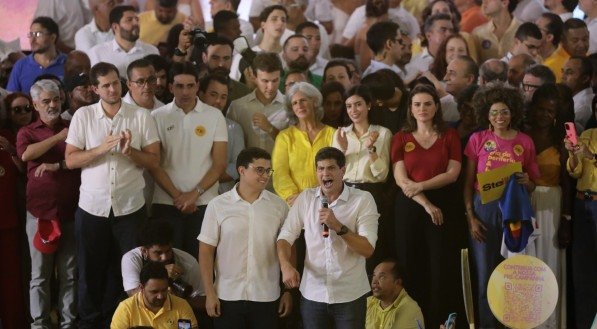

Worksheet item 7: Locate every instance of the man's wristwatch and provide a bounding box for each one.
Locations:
[336,225,349,236]
[174,47,187,56]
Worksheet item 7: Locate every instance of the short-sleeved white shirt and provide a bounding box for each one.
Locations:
[277,185,379,304]
[65,100,160,217]
[151,98,228,206]
[87,39,159,79]
[74,19,115,53]
[342,5,419,41]
[121,247,204,295]
[198,186,289,302]
[123,92,165,110]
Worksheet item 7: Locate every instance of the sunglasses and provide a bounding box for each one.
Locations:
[11,105,33,114]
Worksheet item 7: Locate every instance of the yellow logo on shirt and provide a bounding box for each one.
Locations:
[195,125,206,137]
[404,142,415,152]
[513,144,524,156]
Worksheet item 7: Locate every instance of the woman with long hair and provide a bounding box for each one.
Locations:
[429,34,470,82]
[391,84,462,327]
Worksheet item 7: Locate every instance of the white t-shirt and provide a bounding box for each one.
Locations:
[87,39,159,79]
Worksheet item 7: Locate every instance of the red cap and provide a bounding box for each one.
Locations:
[33,219,61,254]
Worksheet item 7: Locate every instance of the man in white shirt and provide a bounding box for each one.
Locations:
[87,6,159,79]
[208,0,255,45]
[121,221,203,308]
[277,147,379,329]
[341,0,419,42]
[561,56,594,132]
[150,61,227,257]
[75,0,116,52]
[227,52,289,154]
[362,21,407,78]
[199,147,292,328]
[64,62,161,328]
[579,0,597,54]
[123,59,165,110]
[499,22,544,63]
[296,22,329,77]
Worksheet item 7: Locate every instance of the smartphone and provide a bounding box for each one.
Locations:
[178,319,191,329]
[444,313,457,329]
[564,122,578,146]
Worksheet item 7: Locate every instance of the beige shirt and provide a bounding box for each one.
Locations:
[472,17,521,63]
[332,124,391,184]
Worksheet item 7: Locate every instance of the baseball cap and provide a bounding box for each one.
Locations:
[64,73,90,92]
[33,219,62,254]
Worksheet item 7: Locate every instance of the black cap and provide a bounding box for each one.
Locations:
[64,73,90,92]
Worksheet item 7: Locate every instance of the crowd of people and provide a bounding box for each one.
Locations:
[0,0,596,328]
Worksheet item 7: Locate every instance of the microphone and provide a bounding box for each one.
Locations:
[321,196,329,238]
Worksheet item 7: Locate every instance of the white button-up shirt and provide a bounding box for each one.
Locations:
[123,92,165,110]
[573,87,595,133]
[65,100,160,217]
[198,186,289,302]
[87,39,159,79]
[227,90,288,154]
[362,60,405,79]
[75,19,115,52]
[151,98,228,206]
[277,185,379,304]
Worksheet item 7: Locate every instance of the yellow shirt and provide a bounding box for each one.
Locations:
[139,10,186,46]
[543,46,570,82]
[272,125,335,201]
[535,146,561,187]
[567,128,597,192]
[110,292,198,329]
[332,124,392,183]
[472,17,521,63]
[366,289,425,329]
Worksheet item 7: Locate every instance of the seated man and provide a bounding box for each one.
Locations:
[366,259,424,329]
[111,262,198,328]
[121,221,204,306]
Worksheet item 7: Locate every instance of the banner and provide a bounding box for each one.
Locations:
[477,162,522,204]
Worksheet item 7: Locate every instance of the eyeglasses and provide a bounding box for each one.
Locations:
[130,76,157,87]
[248,164,274,176]
[521,83,541,91]
[489,109,511,117]
[11,105,33,114]
[27,31,50,38]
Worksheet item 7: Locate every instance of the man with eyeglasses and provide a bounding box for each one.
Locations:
[150,61,227,257]
[362,21,409,79]
[500,22,544,63]
[123,59,165,111]
[198,147,291,328]
[406,13,454,81]
[7,17,66,95]
[520,64,555,104]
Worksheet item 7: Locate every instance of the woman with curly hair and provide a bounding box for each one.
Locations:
[463,82,540,328]
[391,84,462,327]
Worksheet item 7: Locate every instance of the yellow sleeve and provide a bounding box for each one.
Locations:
[180,299,199,328]
[110,301,131,329]
[273,128,300,201]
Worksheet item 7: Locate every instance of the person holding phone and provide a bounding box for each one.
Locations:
[564,122,597,329]
[463,82,539,329]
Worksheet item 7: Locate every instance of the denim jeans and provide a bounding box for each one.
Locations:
[26,212,77,329]
[572,199,597,329]
[151,204,207,257]
[76,206,145,329]
[469,195,504,329]
[300,294,367,329]
[213,299,278,329]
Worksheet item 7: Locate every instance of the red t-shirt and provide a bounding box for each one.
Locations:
[391,128,462,182]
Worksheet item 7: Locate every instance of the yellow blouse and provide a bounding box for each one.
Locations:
[567,129,597,192]
[535,146,560,187]
[272,125,336,201]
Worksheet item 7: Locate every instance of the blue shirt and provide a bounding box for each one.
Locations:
[7,53,67,94]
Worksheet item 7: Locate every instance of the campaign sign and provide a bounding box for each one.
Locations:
[477,162,522,204]
[487,255,558,329]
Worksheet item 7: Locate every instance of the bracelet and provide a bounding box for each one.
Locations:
[173,47,187,56]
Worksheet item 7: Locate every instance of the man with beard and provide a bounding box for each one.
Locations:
[7,17,66,94]
[88,6,159,79]
[121,221,203,303]
[279,35,322,92]
[61,73,96,121]
[296,22,329,76]
[16,79,80,329]
[123,59,165,110]
[112,262,198,328]
[139,0,187,48]
[201,37,251,109]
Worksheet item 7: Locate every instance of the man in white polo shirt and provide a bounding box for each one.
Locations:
[65,61,160,328]
[150,61,227,257]
[198,147,291,328]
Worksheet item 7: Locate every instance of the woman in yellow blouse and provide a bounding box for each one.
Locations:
[272,82,336,205]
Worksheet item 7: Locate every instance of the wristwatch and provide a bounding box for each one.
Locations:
[336,225,349,236]
[174,47,187,56]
